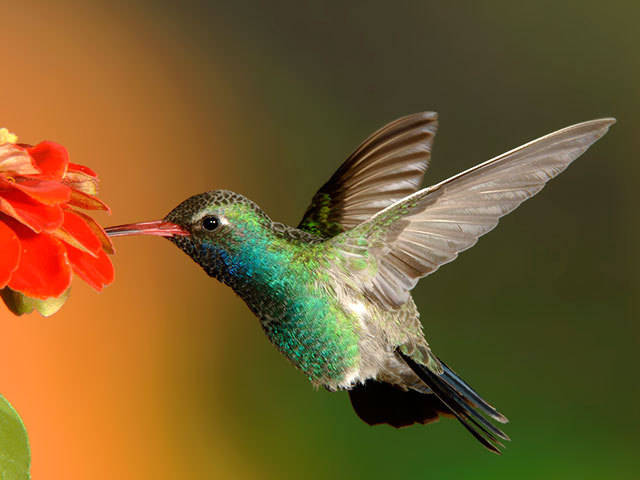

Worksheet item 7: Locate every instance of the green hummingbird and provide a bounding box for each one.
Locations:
[106,113,614,453]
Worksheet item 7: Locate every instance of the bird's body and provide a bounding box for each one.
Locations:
[169,196,363,387]
[165,192,429,391]
[107,112,615,453]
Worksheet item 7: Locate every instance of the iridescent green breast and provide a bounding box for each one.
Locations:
[258,276,360,385]
[178,202,361,384]
[235,239,360,385]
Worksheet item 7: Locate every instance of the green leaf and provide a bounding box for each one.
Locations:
[0,395,31,480]
[1,287,70,317]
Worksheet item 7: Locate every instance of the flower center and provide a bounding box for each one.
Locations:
[0,128,17,145]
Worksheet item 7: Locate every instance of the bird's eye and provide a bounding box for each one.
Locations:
[202,215,220,231]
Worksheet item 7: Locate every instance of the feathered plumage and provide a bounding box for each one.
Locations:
[106,112,615,453]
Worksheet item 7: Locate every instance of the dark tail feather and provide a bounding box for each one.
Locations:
[439,359,508,423]
[398,351,509,454]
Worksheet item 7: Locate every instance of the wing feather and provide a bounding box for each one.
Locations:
[330,118,615,309]
[298,112,438,237]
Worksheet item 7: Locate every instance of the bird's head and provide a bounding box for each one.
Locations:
[106,190,272,280]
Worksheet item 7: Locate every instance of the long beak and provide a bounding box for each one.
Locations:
[105,220,189,238]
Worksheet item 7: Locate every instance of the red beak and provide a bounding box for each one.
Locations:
[104,220,189,238]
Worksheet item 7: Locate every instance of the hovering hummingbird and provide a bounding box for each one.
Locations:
[106,113,614,453]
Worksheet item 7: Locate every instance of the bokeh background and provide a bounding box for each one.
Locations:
[0,1,637,479]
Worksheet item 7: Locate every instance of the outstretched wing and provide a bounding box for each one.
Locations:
[298,112,438,238]
[330,118,615,309]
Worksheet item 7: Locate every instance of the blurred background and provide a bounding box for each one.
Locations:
[0,1,637,478]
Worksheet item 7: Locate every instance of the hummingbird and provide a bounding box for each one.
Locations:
[106,113,614,453]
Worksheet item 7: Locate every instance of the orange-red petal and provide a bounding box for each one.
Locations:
[6,220,72,299]
[68,163,97,177]
[0,221,21,288]
[67,189,110,212]
[26,141,69,179]
[66,245,114,292]
[0,189,64,232]
[59,209,102,256]
[1,177,71,205]
[73,210,115,254]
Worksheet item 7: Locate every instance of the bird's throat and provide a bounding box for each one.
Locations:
[171,228,360,385]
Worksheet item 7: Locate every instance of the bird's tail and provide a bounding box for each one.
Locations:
[349,352,509,453]
[398,351,509,453]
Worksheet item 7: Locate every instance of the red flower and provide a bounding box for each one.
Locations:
[0,129,114,315]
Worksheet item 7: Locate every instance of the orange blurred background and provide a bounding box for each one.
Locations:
[1,2,252,478]
[0,2,637,479]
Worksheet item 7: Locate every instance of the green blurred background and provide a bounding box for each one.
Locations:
[0,1,637,479]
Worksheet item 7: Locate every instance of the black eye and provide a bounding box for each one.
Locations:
[202,215,220,231]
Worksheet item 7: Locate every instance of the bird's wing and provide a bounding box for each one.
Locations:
[298,112,437,238]
[329,118,615,309]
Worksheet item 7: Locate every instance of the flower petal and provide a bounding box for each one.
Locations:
[26,141,69,179]
[57,209,102,256]
[67,189,110,212]
[66,245,114,292]
[6,219,72,299]
[0,143,40,175]
[0,222,21,288]
[0,189,64,232]
[2,177,71,205]
[73,210,115,254]
[63,170,98,195]
[68,163,97,177]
